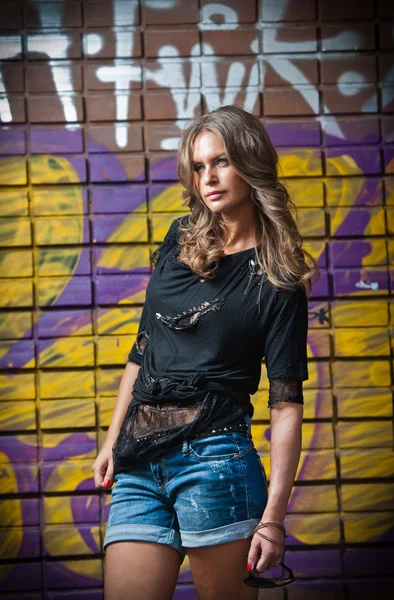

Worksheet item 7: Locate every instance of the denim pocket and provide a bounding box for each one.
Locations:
[189,432,253,462]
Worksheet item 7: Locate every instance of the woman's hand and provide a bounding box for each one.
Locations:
[247,522,285,573]
[91,442,114,489]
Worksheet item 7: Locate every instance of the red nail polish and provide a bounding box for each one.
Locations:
[104,479,111,487]
[248,563,253,572]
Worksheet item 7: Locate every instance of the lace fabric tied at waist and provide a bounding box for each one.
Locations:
[132,370,249,406]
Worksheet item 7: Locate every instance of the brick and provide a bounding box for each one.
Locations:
[0,127,26,155]
[325,177,382,206]
[83,29,142,59]
[307,301,330,328]
[385,149,394,172]
[99,396,116,426]
[205,90,261,115]
[1,63,24,91]
[0,248,33,277]
[279,149,322,177]
[333,267,389,296]
[28,95,84,123]
[337,388,392,418]
[0,156,27,186]
[38,337,94,368]
[321,56,376,84]
[323,84,378,114]
[145,29,200,58]
[323,117,380,146]
[0,563,41,592]
[150,183,187,212]
[92,214,148,243]
[38,248,90,277]
[326,148,381,175]
[319,0,375,20]
[0,339,34,370]
[146,61,200,89]
[285,514,340,545]
[330,240,387,267]
[202,29,258,55]
[27,1,82,27]
[261,0,316,21]
[44,524,101,556]
[144,91,200,120]
[288,484,338,512]
[40,399,96,428]
[96,306,142,335]
[29,127,84,154]
[147,124,182,151]
[37,309,93,338]
[286,550,341,577]
[342,512,393,544]
[0,217,31,246]
[30,155,86,184]
[90,153,145,182]
[95,273,148,305]
[91,185,147,214]
[86,62,142,90]
[38,276,92,307]
[332,300,388,327]
[302,422,334,449]
[286,179,324,206]
[267,119,321,147]
[86,125,143,153]
[328,207,385,237]
[0,34,22,60]
[27,64,83,92]
[379,24,394,49]
[143,0,198,24]
[150,153,178,181]
[201,58,257,87]
[85,93,142,121]
[44,558,102,588]
[0,311,32,339]
[263,26,317,53]
[345,548,394,577]
[0,372,35,399]
[201,0,256,23]
[44,495,100,524]
[94,245,150,275]
[1,96,25,122]
[295,449,337,481]
[321,24,375,51]
[341,449,394,479]
[97,336,135,365]
[263,58,318,86]
[264,87,319,116]
[31,186,88,216]
[0,3,22,29]
[27,32,82,59]
[333,359,391,387]
[337,421,393,448]
[40,370,94,399]
[0,401,36,431]
[0,278,33,307]
[84,0,139,27]
[342,483,394,511]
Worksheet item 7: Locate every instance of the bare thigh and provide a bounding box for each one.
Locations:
[104,541,182,600]
[187,538,258,600]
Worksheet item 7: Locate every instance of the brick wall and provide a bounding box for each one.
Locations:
[0,0,393,598]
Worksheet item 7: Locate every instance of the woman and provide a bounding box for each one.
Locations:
[92,105,318,600]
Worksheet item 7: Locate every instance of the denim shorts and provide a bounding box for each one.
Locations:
[103,416,268,559]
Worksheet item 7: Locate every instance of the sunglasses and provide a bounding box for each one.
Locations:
[244,561,295,589]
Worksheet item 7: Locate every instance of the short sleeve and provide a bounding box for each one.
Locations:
[263,285,308,407]
[127,301,151,366]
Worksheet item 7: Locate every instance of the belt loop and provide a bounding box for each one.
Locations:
[181,439,190,456]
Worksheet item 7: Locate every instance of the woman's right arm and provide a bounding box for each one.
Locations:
[91,360,141,489]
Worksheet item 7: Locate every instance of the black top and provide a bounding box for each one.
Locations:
[128,216,308,417]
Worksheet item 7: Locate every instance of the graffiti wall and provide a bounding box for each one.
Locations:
[0,0,393,597]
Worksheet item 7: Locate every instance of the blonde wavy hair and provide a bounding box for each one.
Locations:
[176,105,319,295]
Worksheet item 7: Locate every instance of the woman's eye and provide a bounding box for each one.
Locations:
[194,164,204,173]
[217,157,228,165]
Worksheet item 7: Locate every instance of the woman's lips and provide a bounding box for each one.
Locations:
[206,191,225,200]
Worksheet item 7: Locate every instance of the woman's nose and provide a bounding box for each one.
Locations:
[204,167,218,185]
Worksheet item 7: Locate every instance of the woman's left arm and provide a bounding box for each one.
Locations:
[247,400,303,572]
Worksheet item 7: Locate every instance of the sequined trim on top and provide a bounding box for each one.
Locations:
[155,297,226,330]
[244,257,267,313]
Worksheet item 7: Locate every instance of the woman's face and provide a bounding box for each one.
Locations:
[192,130,252,215]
